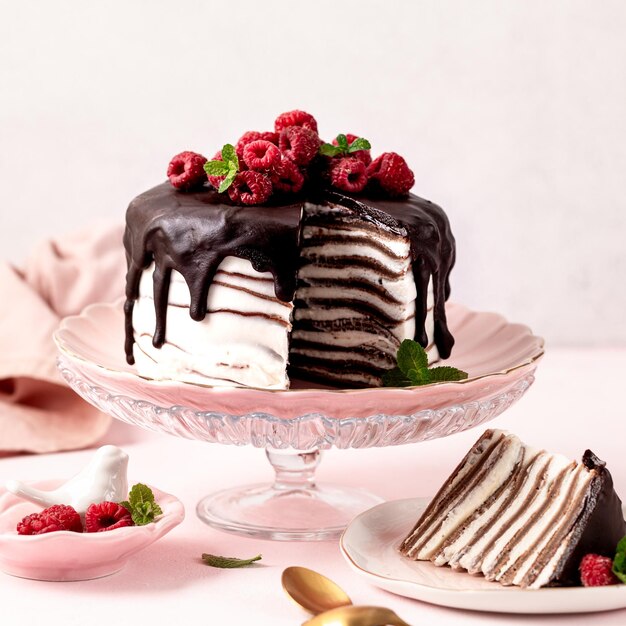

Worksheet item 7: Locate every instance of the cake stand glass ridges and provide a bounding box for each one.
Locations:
[54,300,543,541]
[57,354,535,540]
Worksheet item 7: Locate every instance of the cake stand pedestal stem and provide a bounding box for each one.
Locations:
[267,448,319,491]
[196,447,383,541]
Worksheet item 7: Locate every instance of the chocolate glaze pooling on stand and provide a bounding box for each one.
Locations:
[123,182,456,377]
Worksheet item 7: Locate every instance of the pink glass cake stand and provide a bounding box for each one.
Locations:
[54,301,543,541]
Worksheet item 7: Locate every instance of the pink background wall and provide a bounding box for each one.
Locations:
[1,0,625,344]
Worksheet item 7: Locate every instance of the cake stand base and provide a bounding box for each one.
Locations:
[196,448,383,540]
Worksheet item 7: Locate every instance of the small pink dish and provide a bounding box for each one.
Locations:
[0,480,184,581]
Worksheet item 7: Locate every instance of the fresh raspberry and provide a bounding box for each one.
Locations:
[580,554,619,587]
[167,151,207,190]
[279,126,320,166]
[367,152,414,196]
[228,171,273,205]
[262,131,280,146]
[243,140,281,171]
[274,110,318,134]
[329,157,368,193]
[235,131,279,158]
[332,133,372,166]
[17,504,82,535]
[270,157,305,194]
[85,501,134,533]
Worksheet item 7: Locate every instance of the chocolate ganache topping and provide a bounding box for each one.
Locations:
[123,182,456,368]
[552,450,626,586]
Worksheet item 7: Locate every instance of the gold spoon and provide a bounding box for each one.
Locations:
[282,567,412,626]
[282,566,353,614]
[302,605,412,626]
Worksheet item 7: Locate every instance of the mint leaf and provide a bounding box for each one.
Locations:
[427,366,469,382]
[221,143,238,169]
[348,138,371,152]
[319,143,343,157]
[407,367,430,384]
[320,135,371,159]
[201,553,262,569]
[127,483,153,508]
[218,167,238,193]
[396,339,428,375]
[130,501,163,526]
[613,535,626,583]
[120,483,163,526]
[381,367,413,387]
[211,143,240,193]
[204,160,229,176]
[382,339,469,387]
[336,134,349,151]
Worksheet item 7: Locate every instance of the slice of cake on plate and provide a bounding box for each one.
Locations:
[399,429,626,588]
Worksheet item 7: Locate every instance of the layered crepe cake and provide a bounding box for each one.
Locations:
[123,111,456,389]
[400,429,626,588]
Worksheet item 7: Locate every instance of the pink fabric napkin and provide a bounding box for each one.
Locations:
[0,223,126,453]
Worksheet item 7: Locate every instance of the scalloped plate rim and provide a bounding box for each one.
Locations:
[53,299,545,395]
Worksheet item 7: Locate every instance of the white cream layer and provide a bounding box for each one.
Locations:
[132,202,441,389]
[132,257,292,389]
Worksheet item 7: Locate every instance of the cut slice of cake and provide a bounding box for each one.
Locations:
[290,201,436,387]
[399,429,626,588]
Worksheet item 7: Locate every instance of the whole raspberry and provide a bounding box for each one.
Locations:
[262,131,280,146]
[85,501,134,533]
[228,171,273,205]
[270,157,305,194]
[580,554,619,587]
[367,152,415,196]
[274,110,318,134]
[330,157,368,193]
[279,126,320,166]
[167,151,207,190]
[243,140,281,171]
[17,504,82,535]
[332,133,372,166]
[235,131,279,158]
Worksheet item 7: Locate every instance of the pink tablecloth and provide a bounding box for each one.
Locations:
[1,348,625,625]
[0,223,125,453]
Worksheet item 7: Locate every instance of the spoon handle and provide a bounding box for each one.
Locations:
[302,605,412,626]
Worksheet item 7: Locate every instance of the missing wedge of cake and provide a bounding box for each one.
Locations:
[399,429,626,588]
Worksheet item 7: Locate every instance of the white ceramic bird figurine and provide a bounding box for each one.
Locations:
[5,445,129,514]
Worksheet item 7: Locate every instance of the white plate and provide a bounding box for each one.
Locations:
[340,497,626,614]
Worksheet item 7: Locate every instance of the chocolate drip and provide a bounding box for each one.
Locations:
[551,450,626,586]
[123,184,302,364]
[323,190,456,358]
[123,182,456,367]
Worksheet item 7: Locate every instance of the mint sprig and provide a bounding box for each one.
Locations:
[613,535,626,583]
[120,483,163,526]
[203,143,240,193]
[382,339,468,387]
[201,553,262,569]
[319,134,371,158]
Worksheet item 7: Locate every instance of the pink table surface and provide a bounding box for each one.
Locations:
[1,347,625,626]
